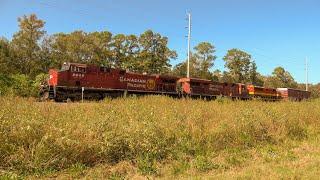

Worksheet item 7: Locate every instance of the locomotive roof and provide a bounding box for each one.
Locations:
[67,62,180,78]
[189,77,212,82]
[247,84,278,90]
[66,62,87,67]
[277,88,309,92]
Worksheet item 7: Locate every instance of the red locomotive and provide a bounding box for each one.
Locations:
[41,62,311,102]
[43,62,178,101]
[177,78,250,100]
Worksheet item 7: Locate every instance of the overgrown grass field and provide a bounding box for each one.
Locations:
[1,96,320,179]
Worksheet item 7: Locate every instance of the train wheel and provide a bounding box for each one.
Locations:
[39,92,49,102]
[66,98,72,103]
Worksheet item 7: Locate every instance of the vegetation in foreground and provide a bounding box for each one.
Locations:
[0,96,320,179]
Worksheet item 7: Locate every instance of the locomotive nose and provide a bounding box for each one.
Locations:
[48,69,58,86]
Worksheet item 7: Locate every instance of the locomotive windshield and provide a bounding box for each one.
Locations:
[60,63,70,71]
[71,66,86,73]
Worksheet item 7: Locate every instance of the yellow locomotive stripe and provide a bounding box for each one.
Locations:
[249,92,278,96]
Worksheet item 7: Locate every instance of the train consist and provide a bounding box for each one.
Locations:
[40,62,311,101]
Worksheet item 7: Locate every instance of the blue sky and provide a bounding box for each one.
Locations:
[1,0,319,83]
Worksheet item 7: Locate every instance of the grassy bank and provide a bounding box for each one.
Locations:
[0,96,320,179]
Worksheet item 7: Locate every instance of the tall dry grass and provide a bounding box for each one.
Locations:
[0,96,319,178]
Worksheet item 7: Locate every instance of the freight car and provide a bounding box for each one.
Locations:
[276,88,311,101]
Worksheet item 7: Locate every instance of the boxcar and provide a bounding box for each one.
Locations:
[276,88,311,101]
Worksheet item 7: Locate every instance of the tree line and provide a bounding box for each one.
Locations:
[0,14,319,97]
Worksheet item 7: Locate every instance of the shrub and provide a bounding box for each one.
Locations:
[0,73,48,97]
[0,74,13,96]
[137,154,158,175]
[10,74,33,97]
[193,155,218,172]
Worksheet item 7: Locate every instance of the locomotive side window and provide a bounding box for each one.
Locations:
[80,67,86,73]
[119,70,126,75]
[61,63,70,71]
[202,82,209,87]
[163,79,176,83]
[100,67,111,73]
[71,66,86,73]
[191,82,200,86]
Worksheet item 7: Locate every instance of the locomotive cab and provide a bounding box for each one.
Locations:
[177,78,191,95]
[70,64,86,86]
[61,62,70,71]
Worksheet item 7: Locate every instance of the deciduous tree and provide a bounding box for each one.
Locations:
[264,66,297,88]
[173,42,216,79]
[223,49,252,83]
[248,61,264,86]
[50,31,113,67]
[138,30,177,74]
[193,42,216,79]
[172,54,199,77]
[0,38,14,74]
[11,14,46,77]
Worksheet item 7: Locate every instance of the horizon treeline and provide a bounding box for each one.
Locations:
[0,14,319,97]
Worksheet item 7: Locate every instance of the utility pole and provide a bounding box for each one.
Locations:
[186,12,191,78]
[305,57,309,91]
